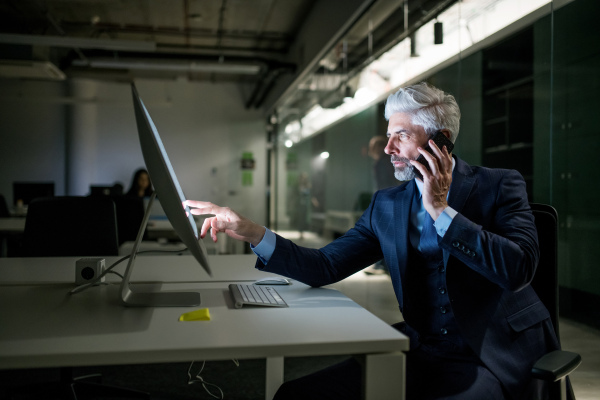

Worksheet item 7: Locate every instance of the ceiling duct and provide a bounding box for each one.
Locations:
[71,58,262,75]
[0,33,157,53]
[0,60,66,80]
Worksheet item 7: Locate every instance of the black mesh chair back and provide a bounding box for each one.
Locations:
[23,196,119,257]
[530,203,560,337]
[0,194,9,218]
[529,203,580,400]
[111,195,145,245]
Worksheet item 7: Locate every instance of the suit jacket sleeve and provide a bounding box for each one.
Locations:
[255,192,387,287]
[441,167,539,292]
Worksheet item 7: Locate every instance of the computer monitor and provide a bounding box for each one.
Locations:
[13,182,54,206]
[89,184,123,197]
[120,84,212,307]
[143,196,168,220]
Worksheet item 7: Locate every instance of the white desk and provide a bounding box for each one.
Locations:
[0,255,408,399]
[0,218,26,257]
[0,218,25,233]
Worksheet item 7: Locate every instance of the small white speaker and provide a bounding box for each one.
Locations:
[75,258,105,285]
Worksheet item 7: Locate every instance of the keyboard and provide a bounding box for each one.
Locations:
[229,284,288,309]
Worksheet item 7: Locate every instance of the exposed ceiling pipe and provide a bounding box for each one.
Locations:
[0,33,157,52]
[71,58,262,75]
[349,0,457,75]
[247,62,296,109]
[313,0,457,104]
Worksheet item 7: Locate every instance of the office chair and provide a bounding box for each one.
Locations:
[529,203,581,400]
[0,194,9,218]
[110,195,145,245]
[15,196,149,398]
[23,196,120,257]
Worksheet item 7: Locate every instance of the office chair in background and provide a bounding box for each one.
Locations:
[529,203,582,400]
[111,195,145,246]
[23,196,120,257]
[0,194,9,218]
[14,196,149,399]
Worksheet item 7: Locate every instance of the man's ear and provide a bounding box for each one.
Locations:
[439,129,451,140]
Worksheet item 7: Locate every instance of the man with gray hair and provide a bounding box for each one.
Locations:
[186,82,561,399]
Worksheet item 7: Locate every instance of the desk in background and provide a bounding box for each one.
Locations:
[0,255,408,400]
[0,218,25,257]
[323,210,363,239]
[0,217,240,257]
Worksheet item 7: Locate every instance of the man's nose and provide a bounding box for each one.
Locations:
[384,137,397,155]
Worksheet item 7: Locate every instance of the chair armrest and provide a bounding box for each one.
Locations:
[531,350,582,382]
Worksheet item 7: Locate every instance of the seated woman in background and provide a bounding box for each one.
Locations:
[126,168,153,198]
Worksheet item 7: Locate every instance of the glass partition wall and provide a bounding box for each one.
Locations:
[269,0,600,326]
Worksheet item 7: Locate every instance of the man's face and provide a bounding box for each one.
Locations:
[385,112,431,181]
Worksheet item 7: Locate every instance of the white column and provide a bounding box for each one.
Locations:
[67,79,99,196]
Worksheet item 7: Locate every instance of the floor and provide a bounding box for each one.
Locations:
[285,230,600,400]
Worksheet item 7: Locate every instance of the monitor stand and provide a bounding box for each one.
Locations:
[119,192,201,307]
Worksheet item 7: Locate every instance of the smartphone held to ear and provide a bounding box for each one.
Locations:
[413,131,454,180]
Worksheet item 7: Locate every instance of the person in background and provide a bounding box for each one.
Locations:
[185,82,562,399]
[126,168,153,198]
[364,135,402,275]
[369,134,401,191]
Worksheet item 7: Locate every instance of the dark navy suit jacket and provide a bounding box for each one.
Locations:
[258,156,559,398]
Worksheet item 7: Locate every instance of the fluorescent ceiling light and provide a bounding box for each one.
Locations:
[287,0,553,142]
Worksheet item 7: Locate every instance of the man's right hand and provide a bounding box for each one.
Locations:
[184,200,266,246]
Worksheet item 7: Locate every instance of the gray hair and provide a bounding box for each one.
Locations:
[384,82,460,143]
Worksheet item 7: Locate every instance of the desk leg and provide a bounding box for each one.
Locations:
[362,352,405,400]
[265,356,284,400]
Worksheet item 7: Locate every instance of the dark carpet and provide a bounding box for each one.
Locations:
[0,355,351,399]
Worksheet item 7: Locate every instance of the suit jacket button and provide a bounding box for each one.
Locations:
[440,306,447,314]
[452,241,460,248]
[440,328,448,335]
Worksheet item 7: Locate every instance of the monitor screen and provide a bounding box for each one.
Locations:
[89,185,123,197]
[131,84,211,277]
[13,182,54,206]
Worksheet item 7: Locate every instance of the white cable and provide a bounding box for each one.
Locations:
[187,361,224,399]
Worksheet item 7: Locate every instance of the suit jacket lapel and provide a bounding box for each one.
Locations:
[444,156,476,265]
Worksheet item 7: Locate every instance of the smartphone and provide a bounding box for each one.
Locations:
[413,131,454,180]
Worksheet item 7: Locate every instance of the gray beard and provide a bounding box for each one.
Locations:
[394,166,416,181]
[391,156,416,181]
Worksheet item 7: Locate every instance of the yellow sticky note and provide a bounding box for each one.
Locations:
[179,308,211,321]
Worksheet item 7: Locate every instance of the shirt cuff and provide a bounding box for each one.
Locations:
[250,227,276,264]
[434,206,457,237]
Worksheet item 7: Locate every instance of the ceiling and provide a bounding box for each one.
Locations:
[0,0,454,111]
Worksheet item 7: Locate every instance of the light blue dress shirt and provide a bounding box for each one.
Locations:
[252,159,457,264]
